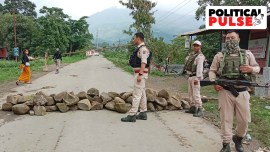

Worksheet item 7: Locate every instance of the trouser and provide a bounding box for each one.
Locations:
[128,73,147,115]
[188,76,202,108]
[218,89,251,143]
[55,59,61,71]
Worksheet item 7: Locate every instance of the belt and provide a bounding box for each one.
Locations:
[134,70,148,74]
[189,74,196,77]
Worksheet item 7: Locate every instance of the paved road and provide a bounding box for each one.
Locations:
[0,56,221,152]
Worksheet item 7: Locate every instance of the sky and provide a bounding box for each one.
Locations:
[26,0,199,19]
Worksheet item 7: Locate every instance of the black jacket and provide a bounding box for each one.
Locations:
[21,55,29,65]
[53,52,62,60]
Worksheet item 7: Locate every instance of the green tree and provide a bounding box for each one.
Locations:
[0,13,38,56]
[119,0,156,42]
[37,6,71,54]
[68,16,93,53]
[195,0,270,20]
[2,0,37,17]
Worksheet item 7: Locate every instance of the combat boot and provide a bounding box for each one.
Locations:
[136,112,147,120]
[185,106,197,114]
[220,143,231,152]
[121,115,136,122]
[193,107,204,117]
[232,135,244,152]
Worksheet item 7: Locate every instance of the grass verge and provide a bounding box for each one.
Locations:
[0,53,86,83]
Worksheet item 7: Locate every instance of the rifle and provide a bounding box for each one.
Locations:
[200,79,269,97]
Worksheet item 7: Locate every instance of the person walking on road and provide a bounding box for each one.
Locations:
[209,30,260,152]
[53,48,62,74]
[121,32,151,122]
[183,40,205,117]
[16,49,34,85]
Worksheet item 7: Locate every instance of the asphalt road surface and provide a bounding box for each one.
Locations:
[0,56,221,152]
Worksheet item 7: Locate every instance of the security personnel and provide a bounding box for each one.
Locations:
[184,40,205,117]
[121,32,150,122]
[53,48,62,74]
[209,30,260,152]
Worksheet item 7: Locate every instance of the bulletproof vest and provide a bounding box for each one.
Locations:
[129,45,152,68]
[219,49,251,80]
[184,53,199,73]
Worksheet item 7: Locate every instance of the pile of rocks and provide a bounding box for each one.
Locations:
[1,88,191,116]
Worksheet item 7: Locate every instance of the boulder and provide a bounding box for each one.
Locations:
[154,97,168,107]
[56,103,69,113]
[24,100,34,107]
[12,104,30,115]
[69,92,75,95]
[45,96,55,106]
[158,89,170,100]
[105,101,115,111]
[121,92,132,101]
[146,88,157,96]
[91,101,103,110]
[78,99,91,111]
[154,104,164,111]
[45,106,58,112]
[167,105,181,111]
[108,92,121,98]
[63,93,79,106]
[18,95,34,104]
[87,96,94,102]
[87,88,99,97]
[69,105,78,111]
[147,103,155,112]
[115,102,129,113]
[54,92,68,103]
[126,96,133,104]
[76,91,88,100]
[2,102,13,111]
[7,95,19,105]
[33,106,47,116]
[114,97,125,104]
[100,92,112,104]
[181,100,191,109]
[29,110,34,116]
[50,94,56,98]
[93,96,103,103]
[168,97,182,108]
[33,95,48,106]
[36,91,48,97]
[147,94,156,102]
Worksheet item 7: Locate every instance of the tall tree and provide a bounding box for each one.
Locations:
[119,0,156,42]
[37,6,71,54]
[195,0,270,20]
[2,0,37,17]
[68,16,93,53]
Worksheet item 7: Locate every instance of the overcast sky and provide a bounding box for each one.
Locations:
[5,0,198,19]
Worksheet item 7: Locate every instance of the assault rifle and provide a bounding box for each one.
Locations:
[200,79,269,97]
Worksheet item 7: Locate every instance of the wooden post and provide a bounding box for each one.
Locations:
[43,52,49,71]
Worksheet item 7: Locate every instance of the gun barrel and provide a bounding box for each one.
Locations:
[200,80,215,86]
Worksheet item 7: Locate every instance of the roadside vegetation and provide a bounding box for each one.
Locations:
[0,53,86,83]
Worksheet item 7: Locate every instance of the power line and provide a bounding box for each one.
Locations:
[156,0,189,21]
[157,0,192,22]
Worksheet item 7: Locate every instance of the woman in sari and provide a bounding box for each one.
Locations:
[16,49,33,85]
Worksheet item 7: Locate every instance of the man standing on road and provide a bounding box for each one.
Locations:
[183,40,205,117]
[121,32,151,122]
[53,48,62,74]
[209,30,260,152]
